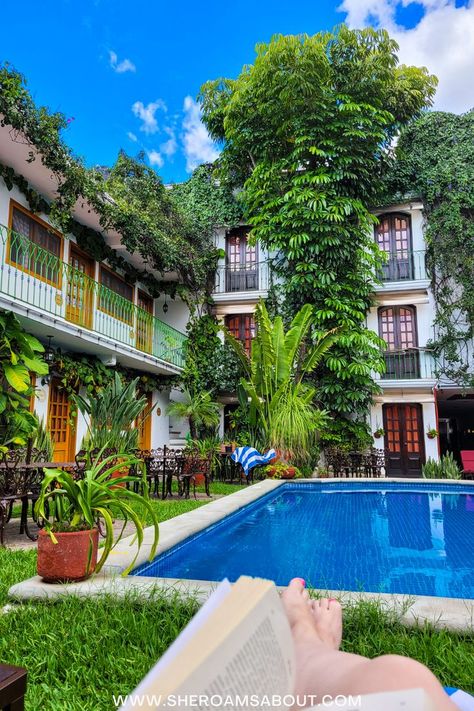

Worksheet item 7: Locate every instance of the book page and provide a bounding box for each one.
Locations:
[121,578,295,711]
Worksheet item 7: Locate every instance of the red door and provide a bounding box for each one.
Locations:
[383,403,425,477]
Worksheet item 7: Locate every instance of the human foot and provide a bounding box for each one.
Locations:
[309,598,343,650]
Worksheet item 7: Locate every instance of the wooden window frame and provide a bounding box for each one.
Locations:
[98,264,135,324]
[374,212,413,254]
[7,200,64,288]
[378,305,418,351]
[225,314,256,354]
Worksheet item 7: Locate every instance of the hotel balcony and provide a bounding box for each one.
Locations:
[374,250,430,292]
[213,261,270,302]
[375,348,437,388]
[0,225,186,374]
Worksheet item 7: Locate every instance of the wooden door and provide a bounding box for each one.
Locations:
[225,314,256,354]
[66,245,95,328]
[136,393,153,451]
[383,403,425,477]
[47,378,76,462]
[226,230,257,291]
[136,291,153,353]
[375,214,413,280]
[379,306,419,378]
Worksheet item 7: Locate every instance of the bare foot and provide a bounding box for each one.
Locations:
[309,598,343,650]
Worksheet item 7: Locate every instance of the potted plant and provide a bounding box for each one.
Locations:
[373,427,385,439]
[427,427,438,440]
[34,452,159,583]
[263,462,301,480]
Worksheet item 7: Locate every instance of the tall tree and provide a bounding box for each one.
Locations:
[199,27,437,446]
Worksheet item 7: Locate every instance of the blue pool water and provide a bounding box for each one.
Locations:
[133,482,474,599]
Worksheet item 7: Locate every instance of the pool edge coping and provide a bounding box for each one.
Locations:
[8,477,474,631]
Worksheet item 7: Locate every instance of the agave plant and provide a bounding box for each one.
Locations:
[35,452,159,575]
[75,373,150,455]
[226,301,340,463]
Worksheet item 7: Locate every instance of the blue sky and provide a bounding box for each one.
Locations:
[1,0,473,183]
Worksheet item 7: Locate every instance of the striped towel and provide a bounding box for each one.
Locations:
[445,688,474,710]
[231,446,276,476]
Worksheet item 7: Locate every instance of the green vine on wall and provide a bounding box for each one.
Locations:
[386,111,474,387]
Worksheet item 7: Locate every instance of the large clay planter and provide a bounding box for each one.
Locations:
[37,528,99,583]
[281,467,296,480]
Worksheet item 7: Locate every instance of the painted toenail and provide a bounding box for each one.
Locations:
[329,598,337,602]
[295,578,306,587]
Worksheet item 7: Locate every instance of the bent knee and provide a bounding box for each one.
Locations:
[369,654,441,688]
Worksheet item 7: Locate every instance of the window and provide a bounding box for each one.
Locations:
[379,306,419,379]
[225,229,258,291]
[99,266,134,323]
[225,314,256,354]
[375,213,414,281]
[8,203,62,285]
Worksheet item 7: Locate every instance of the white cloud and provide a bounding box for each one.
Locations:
[182,96,220,172]
[147,150,164,168]
[132,99,166,135]
[109,50,136,74]
[160,127,177,157]
[127,131,138,142]
[339,0,474,114]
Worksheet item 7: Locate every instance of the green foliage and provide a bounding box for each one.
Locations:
[167,388,220,439]
[0,64,217,296]
[227,302,338,463]
[33,416,54,461]
[200,28,437,439]
[422,452,461,480]
[263,461,302,479]
[386,111,474,387]
[0,310,47,447]
[183,313,245,394]
[34,453,159,575]
[75,373,150,454]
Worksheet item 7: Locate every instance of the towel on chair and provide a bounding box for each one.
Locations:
[231,446,276,476]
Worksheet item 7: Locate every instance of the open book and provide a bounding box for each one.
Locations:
[121,576,435,711]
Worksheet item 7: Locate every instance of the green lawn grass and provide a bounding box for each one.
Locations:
[1,482,473,710]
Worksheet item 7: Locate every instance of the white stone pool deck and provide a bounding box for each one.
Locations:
[9,478,474,632]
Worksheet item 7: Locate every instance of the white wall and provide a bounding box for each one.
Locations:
[151,389,171,448]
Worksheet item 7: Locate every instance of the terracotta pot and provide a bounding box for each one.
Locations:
[110,468,127,489]
[193,473,206,486]
[373,432,382,439]
[268,450,281,465]
[37,528,99,583]
[427,433,437,440]
[281,467,296,480]
[266,467,276,478]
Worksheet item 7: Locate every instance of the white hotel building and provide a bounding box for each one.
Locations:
[0,118,472,475]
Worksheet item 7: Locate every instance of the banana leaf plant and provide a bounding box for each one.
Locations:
[34,452,159,575]
[225,301,340,463]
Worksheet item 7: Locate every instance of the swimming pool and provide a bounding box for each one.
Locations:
[132,482,474,599]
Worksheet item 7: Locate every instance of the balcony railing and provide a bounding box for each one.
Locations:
[376,348,436,381]
[377,250,428,283]
[214,261,270,294]
[0,225,186,369]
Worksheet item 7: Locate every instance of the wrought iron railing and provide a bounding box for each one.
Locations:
[0,225,186,369]
[376,348,436,380]
[377,250,428,283]
[214,261,270,294]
